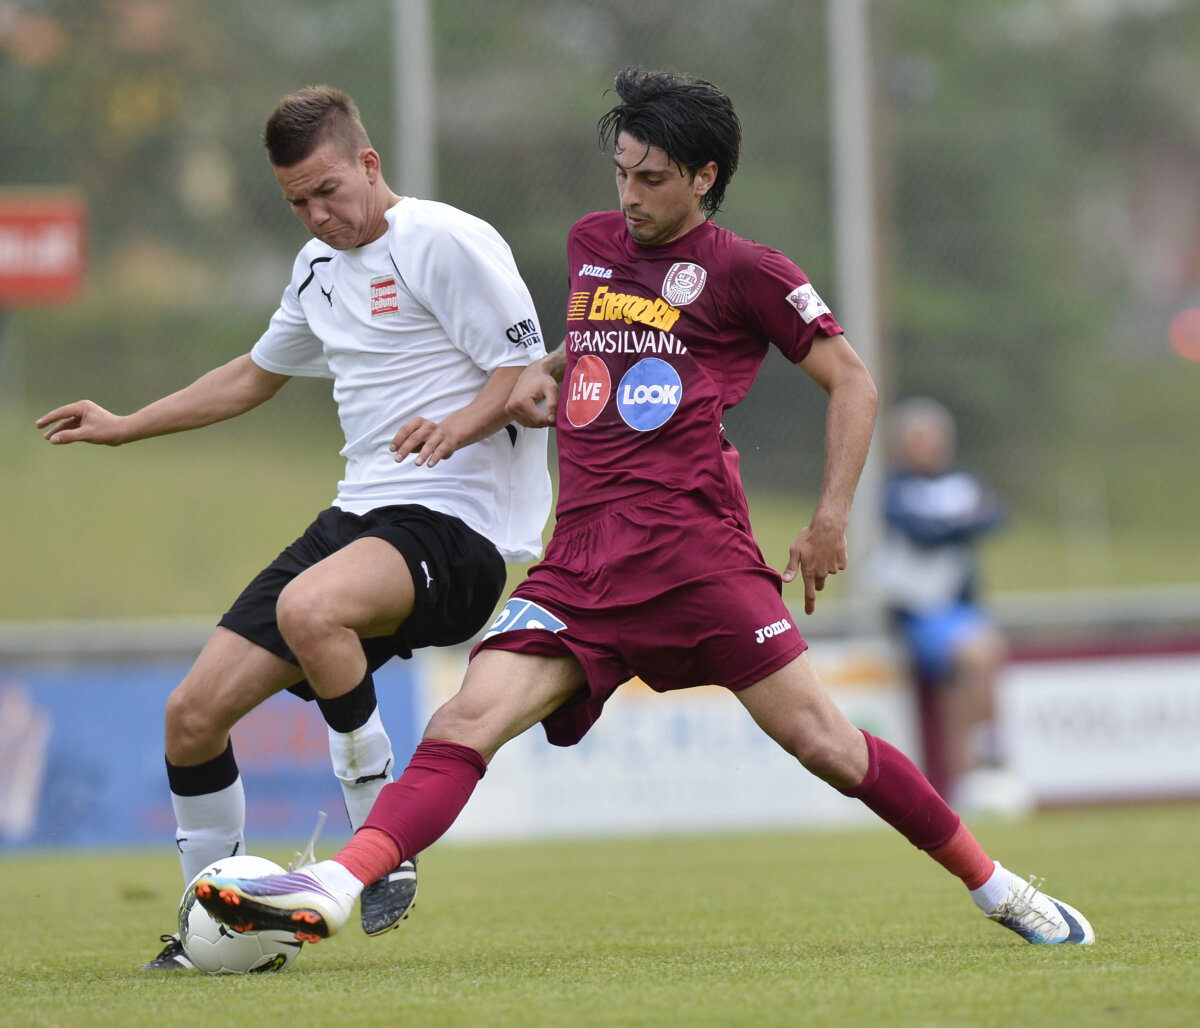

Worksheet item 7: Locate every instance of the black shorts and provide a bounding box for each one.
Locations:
[218,505,506,700]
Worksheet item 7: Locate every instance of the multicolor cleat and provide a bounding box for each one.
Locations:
[194,867,355,944]
[987,875,1095,945]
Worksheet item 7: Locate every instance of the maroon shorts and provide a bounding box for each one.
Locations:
[473,488,807,746]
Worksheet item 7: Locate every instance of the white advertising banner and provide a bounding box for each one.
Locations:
[1000,652,1200,804]
[425,638,920,842]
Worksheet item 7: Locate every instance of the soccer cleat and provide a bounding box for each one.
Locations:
[986,874,1095,945]
[194,867,355,944]
[141,933,194,970]
[360,857,418,936]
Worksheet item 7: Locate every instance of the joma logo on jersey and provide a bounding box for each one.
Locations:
[754,618,793,644]
[578,263,613,279]
[588,285,681,331]
[370,275,399,318]
[505,317,542,348]
[616,357,682,432]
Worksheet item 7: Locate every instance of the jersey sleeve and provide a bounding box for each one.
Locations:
[391,206,546,372]
[250,252,332,379]
[734,246,844,364]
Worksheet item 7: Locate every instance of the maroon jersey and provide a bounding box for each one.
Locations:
[558,210,843,516]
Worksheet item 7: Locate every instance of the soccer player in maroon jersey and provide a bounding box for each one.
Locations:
[197,68,1093,947]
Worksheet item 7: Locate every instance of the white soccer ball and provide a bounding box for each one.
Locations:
[178,855,304,974]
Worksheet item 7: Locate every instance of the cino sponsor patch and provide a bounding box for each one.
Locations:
[483,598,568,639]
[616,357,682,432]
[565,354,611,427]
[505,317,542,349]
[370,275,400,318]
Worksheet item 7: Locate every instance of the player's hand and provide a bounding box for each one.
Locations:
[390,416,462,468]
[505,358,560,428]
[784,514,848,615]
[36,400,127,446]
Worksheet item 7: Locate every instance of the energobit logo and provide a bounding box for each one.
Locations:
[565,354,611,427]
[754,618,792,644]
[587,285,681,331]
[567,291,591,321]
[616,357,682,432]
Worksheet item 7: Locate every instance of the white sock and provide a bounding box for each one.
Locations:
[327,706,394,831]
[969,861,1016,913]
[313,858,366,898]
[172,777,246,885]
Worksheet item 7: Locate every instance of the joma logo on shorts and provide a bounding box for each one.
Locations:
[755,618,792,644]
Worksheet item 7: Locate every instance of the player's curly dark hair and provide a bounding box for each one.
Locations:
[596,67,741,217]
[264,85,372,168]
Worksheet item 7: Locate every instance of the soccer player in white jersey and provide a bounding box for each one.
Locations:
[36,85,551,969]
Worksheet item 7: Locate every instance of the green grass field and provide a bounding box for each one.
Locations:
[4,402,1200,623]
[3,805,1198,1027]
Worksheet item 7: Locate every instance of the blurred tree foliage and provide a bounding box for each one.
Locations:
[3,0,1199,514]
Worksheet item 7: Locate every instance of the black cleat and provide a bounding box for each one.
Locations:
[142,933,195,970]
[359,857,418,936]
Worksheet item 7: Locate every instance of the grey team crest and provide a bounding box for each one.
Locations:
[661,262,707,306]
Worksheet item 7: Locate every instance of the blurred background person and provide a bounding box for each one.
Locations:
[874,396,1032,816]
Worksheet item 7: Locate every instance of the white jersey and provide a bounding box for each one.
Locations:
[251,198,551,562]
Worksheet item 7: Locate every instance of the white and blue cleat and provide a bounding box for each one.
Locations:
[987,874,1094,945]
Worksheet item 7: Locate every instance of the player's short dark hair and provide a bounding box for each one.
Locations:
[597,67,741,216]
[264,85,372,168]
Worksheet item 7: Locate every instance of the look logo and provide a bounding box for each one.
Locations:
[565,354,611,427]
[616,358,682,432]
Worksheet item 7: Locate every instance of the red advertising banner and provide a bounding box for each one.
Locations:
[0,190,88,307]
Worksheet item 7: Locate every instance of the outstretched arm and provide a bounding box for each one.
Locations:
[389,364,528,468]
[786,333,878,614]
[37,354,291,446]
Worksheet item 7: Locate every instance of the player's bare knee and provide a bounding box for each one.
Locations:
[423,695,516,761]
[275,581,335,663]
[164,686,229,764]
[787,728,865,790]
[424,696,481,743]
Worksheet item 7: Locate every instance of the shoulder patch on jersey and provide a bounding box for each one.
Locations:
[785,282,831,324]
[662,262,707,306]
[505,317,542,349]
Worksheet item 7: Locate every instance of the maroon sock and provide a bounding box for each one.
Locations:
[838,730,961,851]
[360,739,488,860]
